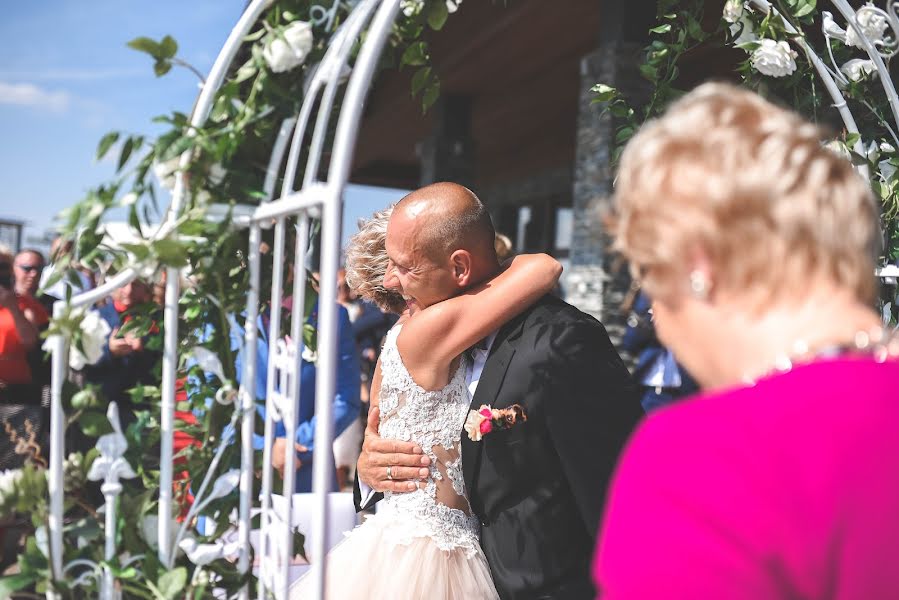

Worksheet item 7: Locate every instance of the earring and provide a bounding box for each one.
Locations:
[689,270,709,300]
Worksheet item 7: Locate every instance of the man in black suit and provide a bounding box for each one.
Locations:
[356,182,642,599]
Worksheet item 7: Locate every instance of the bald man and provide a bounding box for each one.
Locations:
[356,183,642,599]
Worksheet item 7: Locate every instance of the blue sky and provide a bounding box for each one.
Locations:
[0,0,405,254]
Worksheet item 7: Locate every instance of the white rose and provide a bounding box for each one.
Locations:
[722,0,743,24]
[402,0,461,17]
[70,310,112,371]
[463,410,484,442]
[750,39,798,77]
[846,4,889,49]
[841,58,877,82]
[263,21,314,74]
[153,156,180,191]
[881,142,896,153]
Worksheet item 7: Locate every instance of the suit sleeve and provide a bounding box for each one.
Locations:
[543,322,644,535]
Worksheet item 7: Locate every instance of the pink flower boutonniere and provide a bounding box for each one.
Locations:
[464,404,528,442]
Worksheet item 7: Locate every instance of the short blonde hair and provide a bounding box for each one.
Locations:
[344,205,406,314]
[613,82,878,306]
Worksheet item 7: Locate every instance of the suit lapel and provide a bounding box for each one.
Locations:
[460,312,528,501]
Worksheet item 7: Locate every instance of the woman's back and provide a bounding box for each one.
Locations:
[376,323,480,553]
[595,357,899,600]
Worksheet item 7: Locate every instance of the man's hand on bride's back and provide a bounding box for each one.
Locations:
[358,406,431,492]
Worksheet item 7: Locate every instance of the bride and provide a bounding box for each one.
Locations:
[290,194,562,599]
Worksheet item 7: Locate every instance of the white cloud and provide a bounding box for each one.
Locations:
[0,81,70,113]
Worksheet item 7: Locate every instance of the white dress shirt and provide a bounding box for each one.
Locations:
[359,331,499,508]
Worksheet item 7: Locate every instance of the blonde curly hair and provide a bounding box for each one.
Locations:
[344,205,406,314]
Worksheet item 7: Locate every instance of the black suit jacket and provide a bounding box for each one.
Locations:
[355,295,642,599]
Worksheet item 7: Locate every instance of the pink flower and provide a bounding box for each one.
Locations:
[479,406,493,418]
[479,420,493,435]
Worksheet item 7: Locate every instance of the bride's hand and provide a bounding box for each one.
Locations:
[358,407,431,492]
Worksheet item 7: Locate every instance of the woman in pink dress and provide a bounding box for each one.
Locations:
[593,83,899,599]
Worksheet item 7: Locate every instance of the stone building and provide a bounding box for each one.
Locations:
[349,0,656,343]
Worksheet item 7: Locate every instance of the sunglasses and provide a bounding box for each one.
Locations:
[15,264,42,273]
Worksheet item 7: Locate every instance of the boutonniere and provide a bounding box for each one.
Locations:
[464,404,527,442]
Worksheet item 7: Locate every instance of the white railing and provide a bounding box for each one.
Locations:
[45,1,403,598]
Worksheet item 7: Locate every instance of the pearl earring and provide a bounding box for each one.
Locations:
[689,270,709,299]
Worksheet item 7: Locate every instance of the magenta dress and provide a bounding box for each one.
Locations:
[593,357,899,600]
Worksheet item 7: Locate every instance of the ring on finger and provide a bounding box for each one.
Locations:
[386,465,393,481]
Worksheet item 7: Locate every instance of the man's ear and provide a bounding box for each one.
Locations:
[449,250,474,287]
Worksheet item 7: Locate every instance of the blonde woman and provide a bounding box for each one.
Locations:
[593,83,899,599]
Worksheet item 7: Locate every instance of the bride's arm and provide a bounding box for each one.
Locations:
[398,254,561,376]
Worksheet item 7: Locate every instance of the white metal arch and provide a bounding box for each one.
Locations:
[46,1,403,598]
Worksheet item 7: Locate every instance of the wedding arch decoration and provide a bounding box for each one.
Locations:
[595,0,899,318]
[0,0,462,598]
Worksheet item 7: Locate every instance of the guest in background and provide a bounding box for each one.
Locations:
[620,290,697,412]
[333,268,396,489]
[39,237,94,307]
[234,299,361,493]
[0,245,49,469]
[83,278,161,426]
[594,83,899,599]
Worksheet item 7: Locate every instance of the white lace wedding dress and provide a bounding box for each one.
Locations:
[289,324,499,599]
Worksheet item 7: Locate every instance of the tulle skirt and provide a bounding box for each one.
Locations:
[289,509,499,599]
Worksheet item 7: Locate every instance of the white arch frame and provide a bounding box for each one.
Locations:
[45,1,403,598]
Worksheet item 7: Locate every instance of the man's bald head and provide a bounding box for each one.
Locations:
[394,182,497,262]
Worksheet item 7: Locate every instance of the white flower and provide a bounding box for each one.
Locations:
[845,4,889,49]
[750,39,798,77]
[263,21,314,74]
[841,58,878,82]
[153,156,180,191]
[70,310,112,371]
[35,526,49,558]
[192,346,227,382]
[301,346,318,364]
[722,0,743,24]
[178,537,241,566]
[824,140,852,161]
[0,469,22,504]
[880,142,896,153]
[402,0,461,17]
[464,409,486,442]
[120,192,138,207]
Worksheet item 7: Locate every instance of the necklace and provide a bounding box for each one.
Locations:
[741,326,899,385]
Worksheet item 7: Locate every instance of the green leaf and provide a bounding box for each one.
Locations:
[0,572,35,596]
[411,67,432,96]
[591,83,619,102]
[159,35,178,59]
[427,1,449,30]
[401,41,428,67]
[422,81,440,112]
[118,136,136,171]
[127,36,163,58]
[649,24,672,34]
[79,411,113,437]
[152,239,189,267]
[97,131,120,161]
[157,567,188,600]
[154,59,173,77]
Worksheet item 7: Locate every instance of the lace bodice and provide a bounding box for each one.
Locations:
[376,324,480,556]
